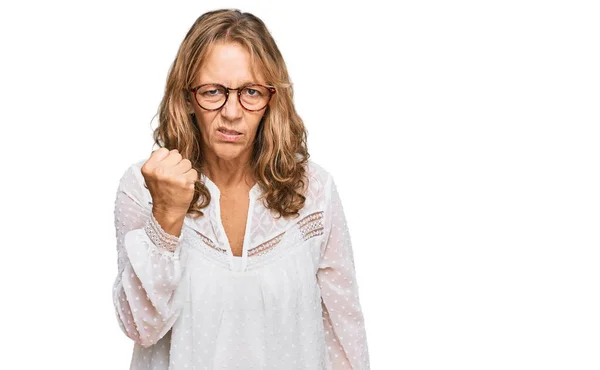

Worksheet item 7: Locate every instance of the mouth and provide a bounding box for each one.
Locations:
[217,128,242,142]
[217,128,242,135]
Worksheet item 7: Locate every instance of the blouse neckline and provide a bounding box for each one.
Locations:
[200,172,261,200]
[199,172,260,272]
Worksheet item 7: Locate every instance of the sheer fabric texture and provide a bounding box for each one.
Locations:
[112,158,370,369]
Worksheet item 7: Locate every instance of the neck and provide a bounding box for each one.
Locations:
[202,149,255,192]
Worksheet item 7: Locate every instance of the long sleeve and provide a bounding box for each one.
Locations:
[317,174,371,370]
[112,164,190,348]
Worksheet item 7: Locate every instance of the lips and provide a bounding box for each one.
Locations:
[217,127,241,135]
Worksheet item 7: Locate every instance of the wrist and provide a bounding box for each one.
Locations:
[144,214,181,253]
[151,207,185,238]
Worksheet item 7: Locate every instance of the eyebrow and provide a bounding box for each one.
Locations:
[196,80,269,88]
[198,80,258,87]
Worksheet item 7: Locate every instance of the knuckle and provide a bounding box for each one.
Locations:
[141,164,153,178]
[177,178,188,188]
[153,148,168,157]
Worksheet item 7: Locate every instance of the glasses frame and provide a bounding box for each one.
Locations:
[189,83,276,112]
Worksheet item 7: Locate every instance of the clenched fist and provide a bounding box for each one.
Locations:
[141,148,198,235]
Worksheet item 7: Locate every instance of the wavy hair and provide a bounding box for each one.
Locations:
[152,8,309,219]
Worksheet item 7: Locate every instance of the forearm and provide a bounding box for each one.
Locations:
[114,226,188,348]
[112,177,189,348]
[318,174,371,369]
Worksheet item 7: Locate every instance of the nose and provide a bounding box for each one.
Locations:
[220,91,243,121]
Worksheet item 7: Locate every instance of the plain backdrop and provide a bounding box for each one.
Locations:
[1,0,599,369]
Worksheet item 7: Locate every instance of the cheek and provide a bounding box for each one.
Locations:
[196,111,219,131]
[251,113,266,130]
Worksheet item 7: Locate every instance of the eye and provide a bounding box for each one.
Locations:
[203,89,221,96]
[243,87,264,97]
[198,85,225,96]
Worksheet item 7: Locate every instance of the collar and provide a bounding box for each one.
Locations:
[200,172,262,202]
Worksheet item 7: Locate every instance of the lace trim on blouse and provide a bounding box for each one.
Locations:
[297,211,325,241]
[143,212,183,254]
[248,211,324,258]
[191,229,228,254]
[247,232,285,257]
[189,211,325,260]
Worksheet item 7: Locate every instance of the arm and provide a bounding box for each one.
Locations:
[111,165,189,348]
[317,174,371,370]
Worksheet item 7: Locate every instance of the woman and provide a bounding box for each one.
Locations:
[112,8,370,370]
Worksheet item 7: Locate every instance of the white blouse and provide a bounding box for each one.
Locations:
[112,158,370,369]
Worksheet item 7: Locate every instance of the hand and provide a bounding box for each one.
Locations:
[141,148,198,218]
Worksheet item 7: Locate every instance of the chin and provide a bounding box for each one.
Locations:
[215,148,243,160]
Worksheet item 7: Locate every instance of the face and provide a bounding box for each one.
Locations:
[187,42,268,162]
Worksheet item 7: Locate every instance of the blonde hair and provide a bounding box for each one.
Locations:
[152,8,310,219]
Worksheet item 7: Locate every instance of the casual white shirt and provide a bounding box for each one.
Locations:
[112,158,370,369]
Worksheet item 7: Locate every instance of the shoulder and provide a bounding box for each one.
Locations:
[117,158,147,186]
[116,157,151,207]
[305,159,337,205]
[306,158,332,187]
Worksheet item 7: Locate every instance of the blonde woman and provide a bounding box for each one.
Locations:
[112,8,370,369]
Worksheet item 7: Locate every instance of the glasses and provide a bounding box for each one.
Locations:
[189,83,276,112]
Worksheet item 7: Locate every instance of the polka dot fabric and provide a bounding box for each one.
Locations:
[112,159,370,369]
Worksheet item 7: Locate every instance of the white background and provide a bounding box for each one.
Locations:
[1,0,599,369]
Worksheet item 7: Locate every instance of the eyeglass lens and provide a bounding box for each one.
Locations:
[196,84,271,110]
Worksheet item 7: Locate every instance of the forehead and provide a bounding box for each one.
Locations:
[194,41,265,86]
